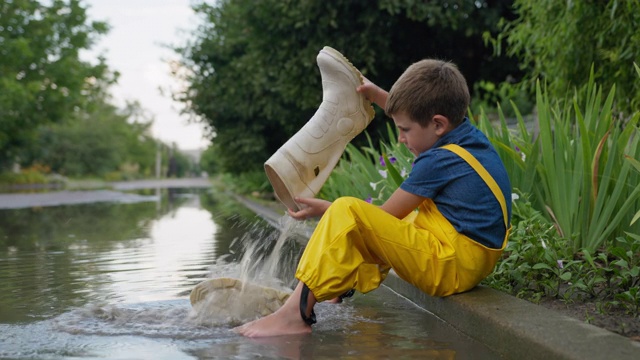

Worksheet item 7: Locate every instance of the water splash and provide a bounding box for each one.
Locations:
[53,300,226,339]
[53,214,306,336]
[188,214,305,326]
[264,216,300,279]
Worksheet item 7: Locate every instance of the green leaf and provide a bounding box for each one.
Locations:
[383,153,405,188]
[559,272,572,281]
[626,154,640,173]
[532,263,553,271]
[625,232,640,242]
[612,259,629,269]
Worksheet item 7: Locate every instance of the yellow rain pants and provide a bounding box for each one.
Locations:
[295,144,510,300]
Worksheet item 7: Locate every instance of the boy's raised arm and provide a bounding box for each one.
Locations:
[357,78,388,110]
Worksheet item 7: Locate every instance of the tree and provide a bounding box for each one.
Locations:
[199,145,220,176]
[0,0,112,170]
[173,0,519,175]
[27,100,157,178]
[499,0,640,115]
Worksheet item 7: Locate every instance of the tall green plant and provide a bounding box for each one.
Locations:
[536,80,638,252]
[477,75,640,253]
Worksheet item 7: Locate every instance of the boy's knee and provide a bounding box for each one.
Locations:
[328,197,375,221]
[331,196,362,210]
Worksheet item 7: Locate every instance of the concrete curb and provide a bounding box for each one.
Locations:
[384,274,640,360]
[237,196,640,360]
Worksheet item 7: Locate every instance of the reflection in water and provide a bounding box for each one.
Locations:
[0,188,499,359]
[0,190,218,323]
[101,205,217,303]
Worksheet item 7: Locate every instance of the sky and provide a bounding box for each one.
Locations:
[81,0,209,151]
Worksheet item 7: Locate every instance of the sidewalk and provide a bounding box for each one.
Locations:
[238,195,640,360]
[0,178,212,209]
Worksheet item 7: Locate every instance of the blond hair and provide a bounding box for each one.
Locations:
[385,59,470,127]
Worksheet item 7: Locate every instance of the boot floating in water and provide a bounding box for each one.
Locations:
[190,278,292,323]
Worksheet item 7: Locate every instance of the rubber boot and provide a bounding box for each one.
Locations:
[190,278,291,317]
[264,46,375,211]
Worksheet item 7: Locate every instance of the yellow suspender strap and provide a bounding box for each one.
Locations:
[440,144,509,229]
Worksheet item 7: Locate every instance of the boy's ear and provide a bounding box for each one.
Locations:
[432,115,451,136]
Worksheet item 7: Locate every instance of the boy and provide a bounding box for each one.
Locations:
[236,59,512,338]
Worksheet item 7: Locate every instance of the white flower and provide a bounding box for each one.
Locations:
[521,152,526,162]
[369,182,377,191]
[378,169,388,179]
[400,168,407,177]
[540,238,547,249]
[512,193,520,201]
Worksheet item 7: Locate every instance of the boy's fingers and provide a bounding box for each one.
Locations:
[294,196,315,206]
[287,208,305,220]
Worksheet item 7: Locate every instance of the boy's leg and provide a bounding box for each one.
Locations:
[236,196,459,337]
[296,196,459,300]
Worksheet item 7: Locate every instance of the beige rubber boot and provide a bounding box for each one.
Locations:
[190,278,291,321]
[264,46,375,211]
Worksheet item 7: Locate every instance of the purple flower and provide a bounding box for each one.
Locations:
[515,146,521,152]
[379,156,397,167]
[365,196,373,203]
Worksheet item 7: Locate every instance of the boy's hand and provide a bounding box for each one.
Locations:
[287,197,332,220]
[356,77,388,110]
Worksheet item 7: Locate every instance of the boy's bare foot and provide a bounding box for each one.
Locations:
[234,282,316,338]
[233,305,311,338]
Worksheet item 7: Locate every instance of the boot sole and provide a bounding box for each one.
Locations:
[321,46,376,121]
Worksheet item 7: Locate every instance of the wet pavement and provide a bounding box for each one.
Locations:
[0,178,212,209]
[0,185,500,359]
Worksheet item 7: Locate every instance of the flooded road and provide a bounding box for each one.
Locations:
[0,182,500,359]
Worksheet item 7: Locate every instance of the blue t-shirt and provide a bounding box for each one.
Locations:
[400,118,512,249]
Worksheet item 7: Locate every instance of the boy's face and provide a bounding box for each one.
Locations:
[392,112,447,156]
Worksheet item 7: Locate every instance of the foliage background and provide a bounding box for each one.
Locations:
[0,0,198,180]
[497,0,640,116]
[2,0,639,188]
[173,0,521,175]
[0,0,112,170]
